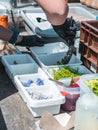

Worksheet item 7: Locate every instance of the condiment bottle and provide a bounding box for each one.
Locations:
[0,15,8,28]
[0,13,8,46]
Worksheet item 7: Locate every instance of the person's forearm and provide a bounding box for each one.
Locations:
[35,0,69,25]
[0,25,13,41]
[0,25,23,43]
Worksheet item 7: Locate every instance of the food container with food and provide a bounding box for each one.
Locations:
[59,78,80,111]
[36,52,82,70]
[49,76,80,111]
[47,65,92,111]
[14,73,65,117]
[48,66,91,111]
[1,54,40,80]
[78,73,98,96]
[46,65,92,79]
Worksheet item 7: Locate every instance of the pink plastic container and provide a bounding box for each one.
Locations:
[61,93,80,111]
[60,83,80,111]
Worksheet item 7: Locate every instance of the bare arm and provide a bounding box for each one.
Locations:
[35,0,77,46]
[0,25,13,41]
[35,0,69,25]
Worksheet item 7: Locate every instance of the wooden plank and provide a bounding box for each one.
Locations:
[0,63,38,130]
[0,93,37,130]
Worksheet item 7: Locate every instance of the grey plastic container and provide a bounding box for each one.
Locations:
[30,42,68,59]
[1,54,39,79]
[36,52,82,69]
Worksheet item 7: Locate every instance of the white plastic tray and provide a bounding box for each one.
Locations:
[14,73,65,117]
[21,8,57,37]
[30,42,68,58]
[36,52,82,69]
[13,63,50,100]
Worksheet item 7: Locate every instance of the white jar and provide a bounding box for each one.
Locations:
[74,93,98,130]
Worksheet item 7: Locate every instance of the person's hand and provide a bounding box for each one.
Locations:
[16,35,45,47]
[52,17,79,46]
[8,28,45,47]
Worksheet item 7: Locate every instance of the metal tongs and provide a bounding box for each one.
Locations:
[63,45,76,64]
[36,17,47,22]
[49,78,71,88]
[63,16,80,64]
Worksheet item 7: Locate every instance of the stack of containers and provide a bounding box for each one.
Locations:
[1,53,65,117]
[29,42,69,63]
[79,20,98,73]
[29,41,93,112]
[29,42,82,75]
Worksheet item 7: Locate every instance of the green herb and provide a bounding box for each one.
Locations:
[13,61,18,64]
[53,66,81,80]
[84,79,98,96]
[56,58,66,65]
